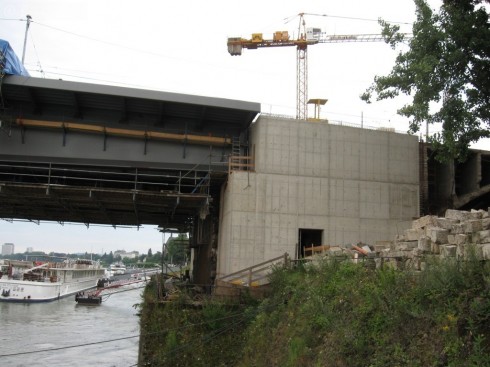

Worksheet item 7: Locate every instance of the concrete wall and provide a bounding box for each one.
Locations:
[217,116,420,276]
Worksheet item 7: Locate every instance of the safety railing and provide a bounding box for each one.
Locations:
[217,253,289,287]
[228,155,254,174]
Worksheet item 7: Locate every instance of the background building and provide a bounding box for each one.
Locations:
[114,250,139,260]
[2,243,15,256]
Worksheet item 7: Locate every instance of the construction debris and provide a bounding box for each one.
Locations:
[307,208,490,270]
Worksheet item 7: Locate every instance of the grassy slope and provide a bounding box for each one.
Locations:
[139,254,490,366]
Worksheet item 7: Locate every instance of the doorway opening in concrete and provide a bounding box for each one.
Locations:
[298,229,323,258]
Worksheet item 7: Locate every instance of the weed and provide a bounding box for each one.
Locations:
[139,255,490,366]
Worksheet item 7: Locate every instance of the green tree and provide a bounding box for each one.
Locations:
[107,251,114,264]
[165,234,189,265]
[362,0,490,162]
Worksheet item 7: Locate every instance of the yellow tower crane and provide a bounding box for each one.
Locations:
[227,13,411,120]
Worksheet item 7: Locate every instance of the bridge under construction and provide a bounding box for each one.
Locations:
[1,75,490,285]
[0,75,259,230]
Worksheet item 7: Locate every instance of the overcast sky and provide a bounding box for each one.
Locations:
[0,0,487,254]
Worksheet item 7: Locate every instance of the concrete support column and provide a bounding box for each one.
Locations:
[456,152,480,196]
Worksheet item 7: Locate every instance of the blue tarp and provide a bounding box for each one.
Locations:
[0,39,30,76]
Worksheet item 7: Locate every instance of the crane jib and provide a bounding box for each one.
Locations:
[227,26,412,119]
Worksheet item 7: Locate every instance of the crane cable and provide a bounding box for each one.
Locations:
[284,12,412,25]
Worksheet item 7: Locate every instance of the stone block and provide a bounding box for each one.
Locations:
[451,223,465,234]
[469,210,483,220]
[469,232,481,244]
[412,215,439,230]
[440,245,457,258]
[482,218,490,230]
[447,234,456,245]
[404,228,423,241]
[383,250,405,258]
[431,242,440,254]
[478,230,490,243]
[394,234,405,243]
[428,227,449,244]
[482,243,490,260]
[396,241,418,251]
[418,236,431,252]
[454,234,467,245]
[437,218,459,230]
[412,248,423,257]
[464,220,482,233]
[445,209,470,221]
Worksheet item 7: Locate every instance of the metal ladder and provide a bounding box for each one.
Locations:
[231,136,241,157]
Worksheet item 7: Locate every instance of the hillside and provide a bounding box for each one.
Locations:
[138,251,490,366]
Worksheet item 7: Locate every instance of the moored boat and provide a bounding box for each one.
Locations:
[75,273,151,306]
[75,291,102,305]
[0,258,105,302]
[107,262,126,276]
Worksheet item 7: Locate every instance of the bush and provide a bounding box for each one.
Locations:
[139,255,490,366]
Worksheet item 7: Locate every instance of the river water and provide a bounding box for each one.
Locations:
[0,287,143,367]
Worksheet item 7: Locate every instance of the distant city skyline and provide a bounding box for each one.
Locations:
[0,221,168,255]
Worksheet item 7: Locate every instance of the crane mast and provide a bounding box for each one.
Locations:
[296,14,308,120]
[227,13,410,120]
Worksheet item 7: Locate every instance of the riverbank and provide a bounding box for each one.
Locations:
[138,254,490,366]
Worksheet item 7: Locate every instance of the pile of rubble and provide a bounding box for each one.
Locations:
[313,209,490,270]
[376,208,490,270]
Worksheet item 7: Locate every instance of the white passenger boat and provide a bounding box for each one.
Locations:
[108,263,126,275]
[0,258,105,302]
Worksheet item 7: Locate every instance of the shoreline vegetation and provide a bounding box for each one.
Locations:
[138,250,490,366]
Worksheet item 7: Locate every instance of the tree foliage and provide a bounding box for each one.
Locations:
[165,234,189,265]
[362,0,490,162]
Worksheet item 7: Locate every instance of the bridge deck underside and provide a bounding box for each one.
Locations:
[0,161,225,230]
[0,76,260,228]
